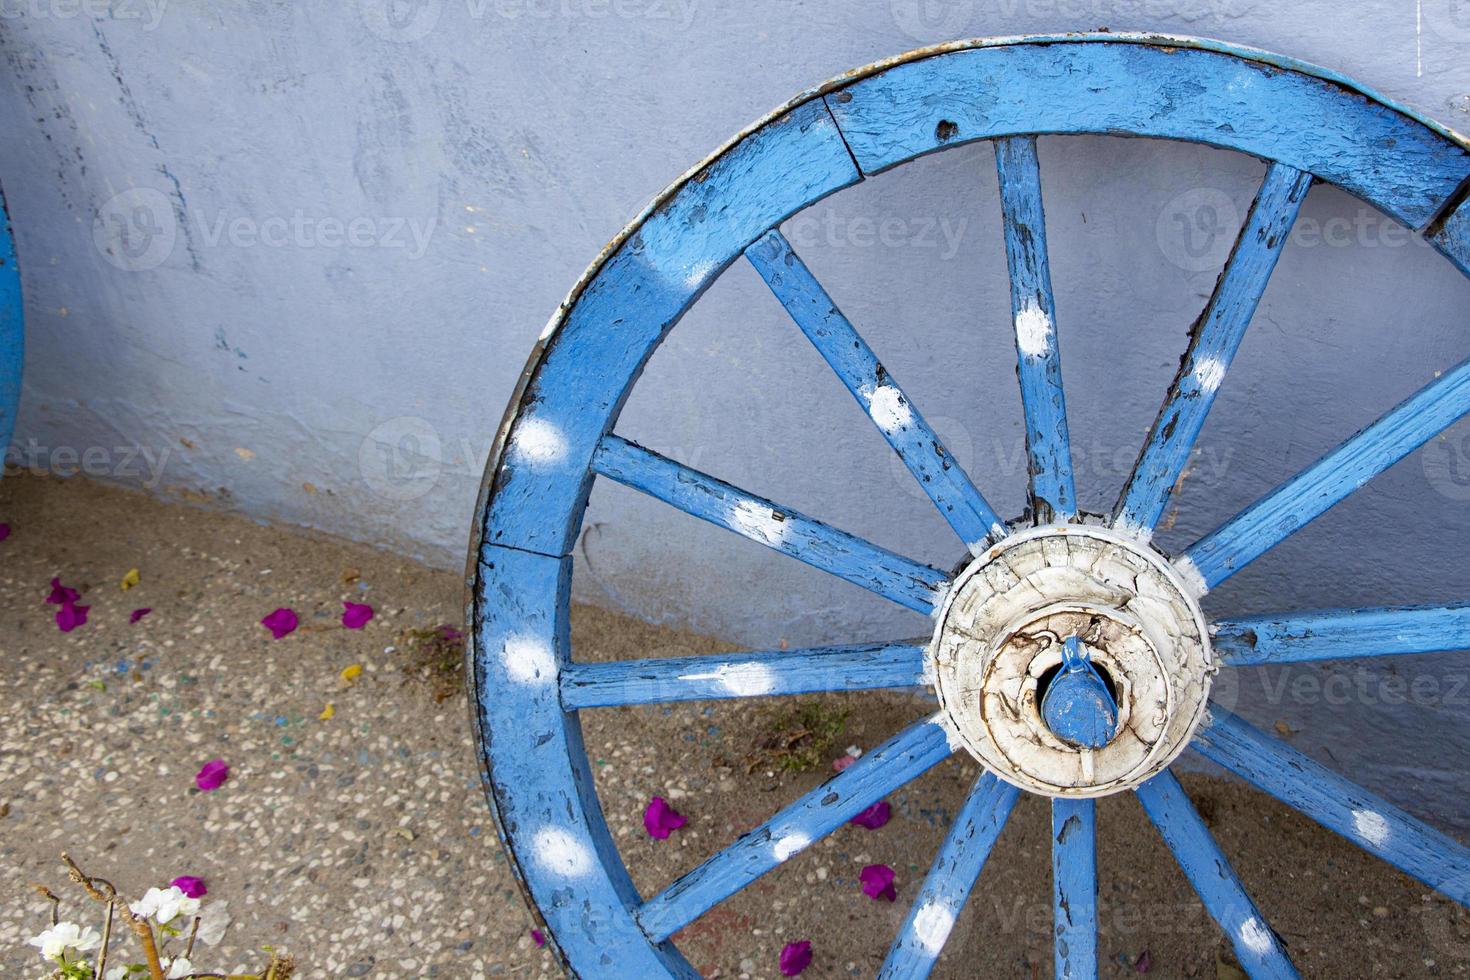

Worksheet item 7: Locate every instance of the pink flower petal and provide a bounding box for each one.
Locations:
[260,607,297,639]
[437,624,464,642]
[849,800,890,830]
[643,796,687,840]
[0,522,10,541]
[170,876,207,898]
[859,863,897,901]
[46,577,80,605]
[779,940,813,976]
[832,754,857,772]
[341,601,374,630]
[56,601,89,633]
[530,929,545,948]
[130,608,153,624]
[195,759,229,791]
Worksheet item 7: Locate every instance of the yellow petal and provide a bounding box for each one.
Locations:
[120,568,140,591]
[340,664,363,682]
[319,703,335,721]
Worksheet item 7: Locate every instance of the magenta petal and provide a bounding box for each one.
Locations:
[130,608,153,624]
[195,758,229,791]
[832,754,857,773]
[849,800,891,830]
[779,940,813,976]
[56,601,89,633]
[859,863,897,901]
[170,876,207,898]
[0,522,10,541]
[341,601,374,630]
[530,929,546,948]
[46,577,81,605]
[642,796,687,840]
[260,607,298,639]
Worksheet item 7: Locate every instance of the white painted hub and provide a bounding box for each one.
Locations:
[931,525,1214,798]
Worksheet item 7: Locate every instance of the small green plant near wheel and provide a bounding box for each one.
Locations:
[745,700,850,774]
[399,623,466,702]
[25,854,293,980]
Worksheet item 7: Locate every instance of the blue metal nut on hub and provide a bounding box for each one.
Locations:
[1041,635,1120,749]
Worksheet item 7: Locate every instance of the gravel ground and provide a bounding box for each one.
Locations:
[1,472,1467,979]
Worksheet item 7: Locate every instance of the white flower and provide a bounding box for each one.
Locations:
[195,900,231,947]
[130,886,167,919]
[27,921,101,959]
[130,885,199,925]
[105,968,131,980]
[166,957,193,978]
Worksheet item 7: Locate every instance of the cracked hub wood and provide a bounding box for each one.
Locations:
[932,525,1213,798]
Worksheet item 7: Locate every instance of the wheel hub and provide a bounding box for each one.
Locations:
[931,524,1214,798]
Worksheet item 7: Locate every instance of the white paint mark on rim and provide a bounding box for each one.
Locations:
[538,311,563,342]
[729,499,789,546]
[861,383,914,434]
[913,901,956,955]
[680,662,778,698]
[684,257,718,289]
[1193,354,1227,394]
[1353,808,1391,847]
[1239,916,1273,955]
[503,634,556,684]
[514,417,568,465]
[1014,301,1053,358]
[772,831,810,862]
[1172,554,1209,600]
[532,826,594,878]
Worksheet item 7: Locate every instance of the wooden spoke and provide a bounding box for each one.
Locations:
[1135,770,1300,978]
[878,774,1020,979]
[559,641,928,709]
[1178,355,1470,593]
[592,435,948,614]
[1213,603,1470,666]
[1193,708,1470,907]
[1051,798,1098,980]
[635,715,954,942]
[995,136,1076,523]
[1116,163,1313,537]
[746,230,1006,551]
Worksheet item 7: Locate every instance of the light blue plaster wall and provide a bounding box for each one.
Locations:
[3,2,1470,827]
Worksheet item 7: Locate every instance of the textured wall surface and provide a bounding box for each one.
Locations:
[2,3,1470,825]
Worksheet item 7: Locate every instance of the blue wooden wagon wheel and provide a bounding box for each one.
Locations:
[468,34,1470,978]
